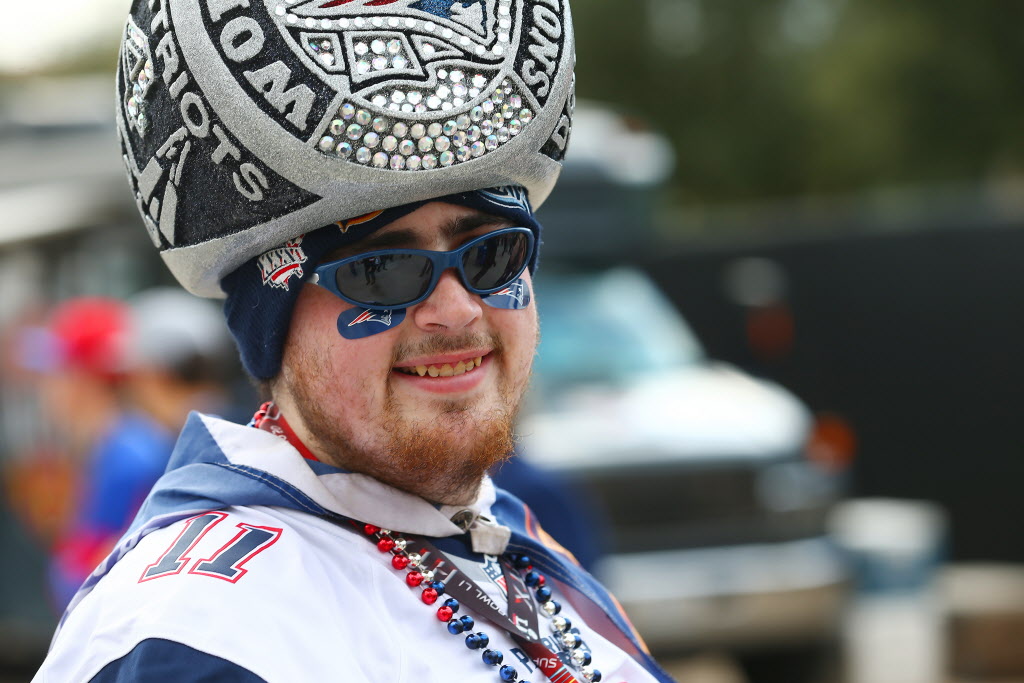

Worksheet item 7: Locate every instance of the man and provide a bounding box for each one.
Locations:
[35,0,675,681]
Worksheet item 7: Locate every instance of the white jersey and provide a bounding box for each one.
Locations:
[34,413,674,683]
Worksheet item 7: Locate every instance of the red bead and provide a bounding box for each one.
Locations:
[406,571,424,587]
[377,537,395,552]
[422,587,439,605]
[537,575,546,587]
[437,606,454,621]
[392,554,410,570]
[364,524,380,536]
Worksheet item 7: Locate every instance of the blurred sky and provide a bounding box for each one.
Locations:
[0,0,126,74]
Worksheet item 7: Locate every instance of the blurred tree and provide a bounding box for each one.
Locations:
[573,0,1024,211]
[804,1,1024,192]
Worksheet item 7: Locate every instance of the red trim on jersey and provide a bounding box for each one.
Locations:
[252,401,320,462]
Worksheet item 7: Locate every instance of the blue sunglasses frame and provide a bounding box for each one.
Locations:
[310,227,535,311]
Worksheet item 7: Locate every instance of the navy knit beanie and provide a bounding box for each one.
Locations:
[222,186,541,380]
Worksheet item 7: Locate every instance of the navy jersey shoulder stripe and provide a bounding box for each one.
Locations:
[90,638,266,683]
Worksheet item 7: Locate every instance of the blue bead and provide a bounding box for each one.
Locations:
[499,664,519,681]
[590,669,602,682]
[535,586,552,603]
[524,571,541,587]
[580,651,592,666]
[549,600,562,615]
[482,649,504,666]
[448,619,466,635]
[465,633,481,649]
[460,615,475,630]
[513,555,531,569]
[476,632,490,648]
[431,581,446,595]
[443,597,460,612]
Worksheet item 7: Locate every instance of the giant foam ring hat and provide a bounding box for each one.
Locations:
[117,0,576,298]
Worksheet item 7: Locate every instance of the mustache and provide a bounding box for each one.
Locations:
[391,332,503,366]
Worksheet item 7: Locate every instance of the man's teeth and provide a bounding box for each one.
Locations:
[397,356,484,377]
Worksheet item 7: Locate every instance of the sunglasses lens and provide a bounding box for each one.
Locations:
[462,232,531,291]
[334,253,434,307]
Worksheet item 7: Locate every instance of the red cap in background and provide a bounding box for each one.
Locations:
[46,298,131,380]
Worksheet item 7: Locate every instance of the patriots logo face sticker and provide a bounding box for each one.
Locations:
[337,307,408,338]
[482,278,530,310]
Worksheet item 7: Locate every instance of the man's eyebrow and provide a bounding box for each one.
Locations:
[441,212,511,240]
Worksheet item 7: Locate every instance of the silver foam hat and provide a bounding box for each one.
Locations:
[117,0,576,297]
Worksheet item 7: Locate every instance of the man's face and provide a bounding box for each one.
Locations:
[273,202,538,505]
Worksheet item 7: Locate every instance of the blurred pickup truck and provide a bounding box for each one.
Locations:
[518,267,848,682]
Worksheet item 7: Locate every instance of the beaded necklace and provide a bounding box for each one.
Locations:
[361,523,604,683]
[252,403,606,683]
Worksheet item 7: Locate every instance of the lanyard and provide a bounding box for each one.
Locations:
[252,401,320,462]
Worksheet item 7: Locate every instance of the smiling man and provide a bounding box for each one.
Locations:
[34,0,676,681]
[271,202,538,505]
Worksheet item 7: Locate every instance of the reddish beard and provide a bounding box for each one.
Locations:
[282,331,525,505]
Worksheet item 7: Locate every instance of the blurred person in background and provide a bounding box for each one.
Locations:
[39,292,232,609]
[33,0,677,681]
[1,304,77,548]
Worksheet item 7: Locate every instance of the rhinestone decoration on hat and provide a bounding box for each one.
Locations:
[364,523,604,682]
[122,18,156,138]
[274,0,539,172]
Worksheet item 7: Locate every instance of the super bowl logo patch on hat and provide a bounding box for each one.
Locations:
[258,237,309,290]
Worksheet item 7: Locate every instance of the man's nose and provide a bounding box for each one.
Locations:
[411,269,483,332]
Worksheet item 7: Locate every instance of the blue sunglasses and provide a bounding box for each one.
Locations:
[310,227,535,311]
